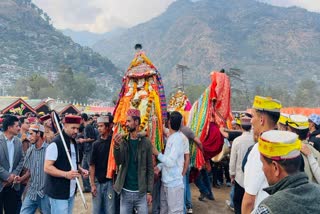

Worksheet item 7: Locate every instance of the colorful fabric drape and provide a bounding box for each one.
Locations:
[106,50,167,179]
[188,71,232,169]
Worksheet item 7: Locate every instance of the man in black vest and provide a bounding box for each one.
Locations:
[44,115,89,214]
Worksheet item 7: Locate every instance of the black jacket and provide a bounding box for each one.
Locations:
[257,173,320,214]
[309,129,320,152]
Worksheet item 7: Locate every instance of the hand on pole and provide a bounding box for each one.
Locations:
[65,170,80,180]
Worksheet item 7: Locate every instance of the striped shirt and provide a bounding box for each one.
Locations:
[25,142,48,201]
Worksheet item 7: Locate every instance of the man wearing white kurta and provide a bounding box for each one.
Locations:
[242,96,282,214]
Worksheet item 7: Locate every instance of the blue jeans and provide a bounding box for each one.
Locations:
[92,180,115,214]
[184,168,192,212]
[152,178,161,214]
[195,169,214,198]
[16,184,26,214]
[49,196,75,214]
[82,152,91,191]
[120,190,147,214]
[230,185,235,208]
[20,195,51,214]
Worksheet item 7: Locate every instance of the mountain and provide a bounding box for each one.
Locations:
[61,28,126,47]
[92,0,320,93]
[0,0,121,99]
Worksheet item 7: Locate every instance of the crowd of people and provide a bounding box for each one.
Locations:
[1,95,320,214]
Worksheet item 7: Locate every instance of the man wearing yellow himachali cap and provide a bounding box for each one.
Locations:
[286,114,320,184]
[254,130,320,214]
[277,113,289,131]
[242,96,282,214]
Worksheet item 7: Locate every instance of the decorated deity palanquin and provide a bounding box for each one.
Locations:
[106,45,167,178]
[167,89,192,125]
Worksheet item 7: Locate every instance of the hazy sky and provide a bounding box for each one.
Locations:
[32,0,320,33]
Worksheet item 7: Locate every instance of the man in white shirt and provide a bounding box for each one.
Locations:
[153,111,187,214]
[44,115,89,214]
[229,116,254,214]
[242,96,282,214]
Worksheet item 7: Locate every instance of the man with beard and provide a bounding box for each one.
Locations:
[20,123,51,214]
[113,109,153,214]
[44,115,89,214]
[90,115,115,214]
[242,96,282,214]
[0,115,24,214]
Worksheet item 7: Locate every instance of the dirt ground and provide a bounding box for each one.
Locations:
[73,183,234,214]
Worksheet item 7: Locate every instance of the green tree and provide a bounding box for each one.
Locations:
[73,73,96,104]
[28,74,51,98]
[38,87,59,99]
[55,66,97,103]
[9,74,59,99]
[227,68,251,110]
[184,85,207,103]
[293,79,319,107]
[8,78,28,97]
[55,66,75,101]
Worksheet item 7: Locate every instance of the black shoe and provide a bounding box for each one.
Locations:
[206,194,215,201]
[213,183,221,189]
[198,192,206,201]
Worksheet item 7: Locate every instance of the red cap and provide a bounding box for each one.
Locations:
[28,117,36,123]
[40,114,51,122]
[64,115,82,124]
[127,109,140,117]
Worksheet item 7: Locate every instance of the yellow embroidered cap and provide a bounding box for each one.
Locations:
[235,118,241,126]
[258,130,301,160]
[278,113,290,125]
[252,96,282,112]
[287,114,309,130]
